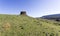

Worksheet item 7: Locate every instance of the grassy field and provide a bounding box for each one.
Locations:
[0,14,60,36]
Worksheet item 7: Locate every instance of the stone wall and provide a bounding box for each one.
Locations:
[20,11,27,15]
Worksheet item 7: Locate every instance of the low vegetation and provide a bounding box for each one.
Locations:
[0,14,60,36]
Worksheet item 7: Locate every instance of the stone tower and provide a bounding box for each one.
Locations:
[20,11,27,15]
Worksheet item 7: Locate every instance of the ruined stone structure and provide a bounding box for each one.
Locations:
[20,11,27,15]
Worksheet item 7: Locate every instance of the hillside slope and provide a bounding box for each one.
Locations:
[0,14,60,36]
[41,14,60,21]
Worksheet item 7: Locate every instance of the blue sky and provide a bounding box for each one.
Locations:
[0,0,60,17]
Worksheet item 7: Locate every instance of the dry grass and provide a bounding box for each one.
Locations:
[2,22,11,31]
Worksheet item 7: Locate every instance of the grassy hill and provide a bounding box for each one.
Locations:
[0,14,60,36]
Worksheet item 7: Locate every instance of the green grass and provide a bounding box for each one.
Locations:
[0,14,60,36]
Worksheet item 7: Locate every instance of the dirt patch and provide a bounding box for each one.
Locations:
[2,22,11,30]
